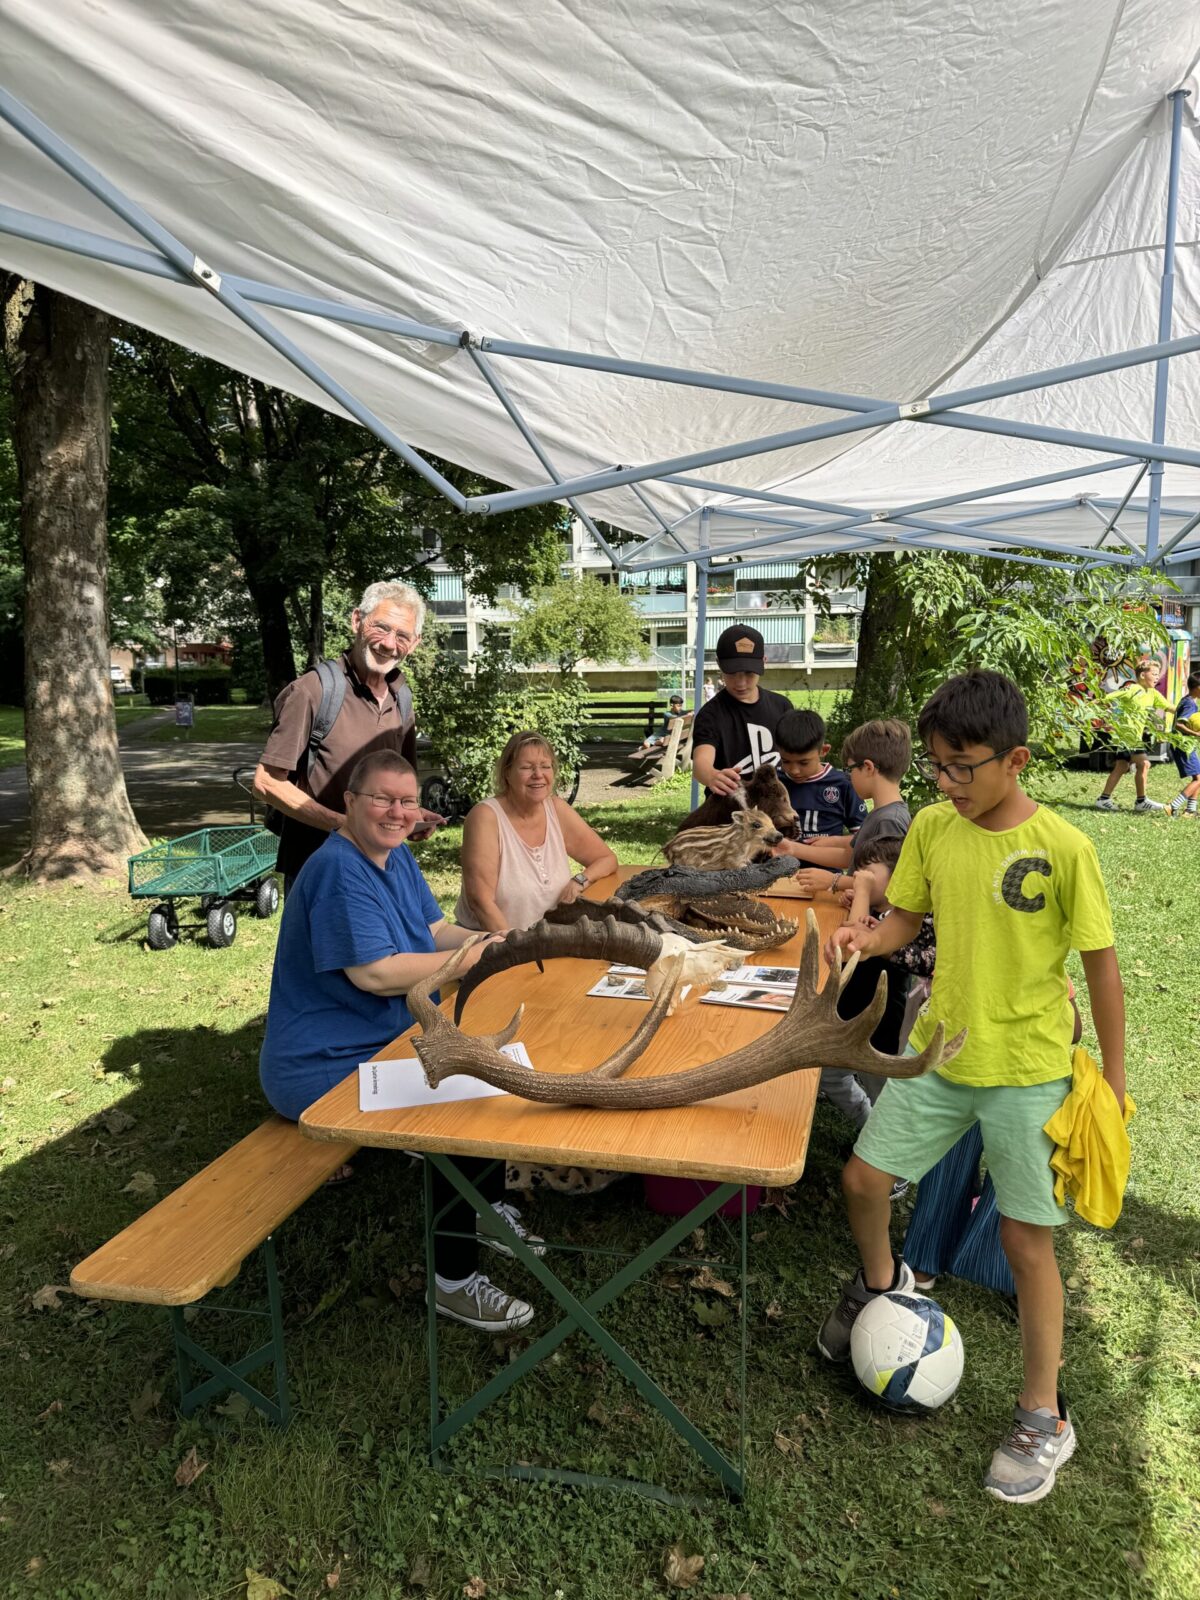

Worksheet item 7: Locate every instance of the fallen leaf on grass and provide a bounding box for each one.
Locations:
[1123,1552,1147,1574]
[103,1108,137,1135]
[406,1554,433,1589]
[32,1284,69,1312]
[690,1266,735,1298]
[663,1543,705,1589]
[692,1297,732,1328]
[764,1299,783,1321]
[129,1381,162,1422]
[0,1076,16,1093]
[926,1498,949,1516]
[325,1569,340,1590]
[40,995,64,1008]
[773,1430,801,1457]
[586,1399,610,1427]
[122,1171,157,1198]
[46,1458,72,1477]
[174,1446,208,1487]
[761,1188,793,1217]
[47,1088,77,1103]
[462,1579,488,1598]
[35,1399,63,1421]
[245,1571,291,1600]
[25,1557,44,1577]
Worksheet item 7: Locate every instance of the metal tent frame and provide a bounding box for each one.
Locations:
[0,82,1196,761]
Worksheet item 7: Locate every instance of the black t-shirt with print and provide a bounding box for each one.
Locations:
[691,687,794,787]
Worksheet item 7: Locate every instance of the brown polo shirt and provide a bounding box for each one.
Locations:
[260,652,417,877]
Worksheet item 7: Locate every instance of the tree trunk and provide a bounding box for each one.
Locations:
[239,556,297,704]
[2,279,148,878]
[845,554,914,731]
[307,576,324,668]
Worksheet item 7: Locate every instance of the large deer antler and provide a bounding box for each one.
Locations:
[407,912,965,1110]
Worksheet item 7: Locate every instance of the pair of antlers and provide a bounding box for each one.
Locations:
[405,912,964,1110]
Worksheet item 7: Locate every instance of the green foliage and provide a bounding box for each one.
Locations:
[858,551,1172,765]
[141,665,233,706]
[508,573,647,676]
[407,624,587,804]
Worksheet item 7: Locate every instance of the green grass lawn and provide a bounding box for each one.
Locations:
[1,767,1196,1598]
[0,703,162,769]
[143,705,274,745]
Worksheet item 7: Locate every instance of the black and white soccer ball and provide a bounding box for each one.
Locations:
[850,1290,964,1413]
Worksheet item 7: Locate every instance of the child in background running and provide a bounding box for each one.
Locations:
[1095,658,1173,813]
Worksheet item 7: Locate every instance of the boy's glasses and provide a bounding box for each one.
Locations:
[914,749,1013,785]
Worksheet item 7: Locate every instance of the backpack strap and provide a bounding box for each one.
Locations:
[308,659,348,757]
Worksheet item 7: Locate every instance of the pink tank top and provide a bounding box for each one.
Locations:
[456,797,572,931]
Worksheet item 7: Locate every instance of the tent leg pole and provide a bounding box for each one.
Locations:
[1144,88,1190,562]
[691,511,710,810]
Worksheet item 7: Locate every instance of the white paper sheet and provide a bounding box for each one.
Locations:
[358,1042,532,1112]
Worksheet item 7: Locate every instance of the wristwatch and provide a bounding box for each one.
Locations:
[571,870,589,887]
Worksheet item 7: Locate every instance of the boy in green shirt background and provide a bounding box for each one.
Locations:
[1095,656,1174,813]
[818,670,1126,1504]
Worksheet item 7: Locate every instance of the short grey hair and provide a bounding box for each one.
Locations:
[356,580,426,635]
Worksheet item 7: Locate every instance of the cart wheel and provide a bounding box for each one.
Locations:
[254,876,280,919]
[206,901,238,948]
[199,894,215,913]
[420,774,453,817]
[147,903,178,951]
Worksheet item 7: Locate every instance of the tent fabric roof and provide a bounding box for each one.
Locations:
[3,3,1200,562]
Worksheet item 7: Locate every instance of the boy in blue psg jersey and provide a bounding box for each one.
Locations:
[769,708,867,872]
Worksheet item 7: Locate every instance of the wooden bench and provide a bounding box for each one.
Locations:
[583,698,670,739]
[71,1116,358,1424]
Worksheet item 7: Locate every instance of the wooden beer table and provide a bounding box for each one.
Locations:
[301,869,840,1501]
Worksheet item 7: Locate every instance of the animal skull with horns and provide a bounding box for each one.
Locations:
[405,910,965,1110]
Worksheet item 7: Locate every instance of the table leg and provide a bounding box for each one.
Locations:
[425,1153,748,1501]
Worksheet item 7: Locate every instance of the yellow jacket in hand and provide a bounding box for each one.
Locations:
[1043,1046,1136,1228]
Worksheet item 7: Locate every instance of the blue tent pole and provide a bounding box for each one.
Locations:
[0,88,467,510]
[690,511,711,809]
[1144,89,1191,561]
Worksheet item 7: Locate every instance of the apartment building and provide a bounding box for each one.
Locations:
[428,519,864,691]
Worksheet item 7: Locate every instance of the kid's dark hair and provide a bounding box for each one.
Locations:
[917,670,1028,753]
[776,708,826,755]
[840,718,912,780]
[1188,672,1200,693]
[854,834,905,872]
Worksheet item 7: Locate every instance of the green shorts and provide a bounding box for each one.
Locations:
[854,1067,1071,1227]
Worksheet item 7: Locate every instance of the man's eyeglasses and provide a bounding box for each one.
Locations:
[349,791,422,812]
[363,621,416,647]
[914,749,1013,786]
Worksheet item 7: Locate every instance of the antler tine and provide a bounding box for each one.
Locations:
[453,915,663,1023]
[582,951,685,1080]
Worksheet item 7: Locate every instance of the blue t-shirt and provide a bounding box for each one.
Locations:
[781,764,868,838]
[259,831,443,1120]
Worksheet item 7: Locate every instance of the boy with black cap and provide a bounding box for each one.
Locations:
[691,624,793,795]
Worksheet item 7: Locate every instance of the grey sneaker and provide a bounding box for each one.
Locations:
[983,1394,1076,1504]
[1094,796,1117,811]
[434,1273,534,1332]
[478,1201,546,1259]
[816,1257,916,1362]
[889,1178,910,1202]
[1134,797,1164,813]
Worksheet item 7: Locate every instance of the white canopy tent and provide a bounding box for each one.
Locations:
[2,3,1200,583]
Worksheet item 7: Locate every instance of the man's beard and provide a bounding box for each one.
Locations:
[361,640,398,676]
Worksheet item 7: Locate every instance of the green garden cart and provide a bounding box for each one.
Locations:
[128,770,280,948]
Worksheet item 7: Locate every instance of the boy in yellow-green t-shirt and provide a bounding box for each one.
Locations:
[1095,656,1174,813]
[817,670,1126,1506]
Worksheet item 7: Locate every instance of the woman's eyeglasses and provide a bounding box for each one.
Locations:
[349,791,422,811]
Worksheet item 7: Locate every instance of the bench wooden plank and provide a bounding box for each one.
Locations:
[71,1117,358,1308]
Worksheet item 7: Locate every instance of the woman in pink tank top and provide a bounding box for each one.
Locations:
[456,732,617,932]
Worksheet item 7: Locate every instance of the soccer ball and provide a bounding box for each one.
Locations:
[850,1291,964,1413]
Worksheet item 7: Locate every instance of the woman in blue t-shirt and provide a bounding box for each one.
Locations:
[260,749,541,1335]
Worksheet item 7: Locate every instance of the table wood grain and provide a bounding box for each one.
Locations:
[300,870,841,1186]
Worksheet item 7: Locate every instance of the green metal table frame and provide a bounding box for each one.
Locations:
[424,1154,749,1504]
[168,1233,291,1426]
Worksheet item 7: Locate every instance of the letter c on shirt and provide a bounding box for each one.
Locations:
[1001,855,1051,913]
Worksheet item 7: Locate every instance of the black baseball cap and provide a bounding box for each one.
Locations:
[716,624,765,674]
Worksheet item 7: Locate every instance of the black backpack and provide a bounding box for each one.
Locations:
[263,659,413,835]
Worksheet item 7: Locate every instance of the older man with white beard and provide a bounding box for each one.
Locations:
[254,580,440,893]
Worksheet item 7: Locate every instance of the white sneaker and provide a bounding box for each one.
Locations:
[477,1201,546,1259]
[1134,797,1165,813]
[434,1273,534,1332]
[1094,796,1117,811]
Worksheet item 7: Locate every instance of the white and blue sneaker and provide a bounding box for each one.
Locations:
[983,1393,1076,1504]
